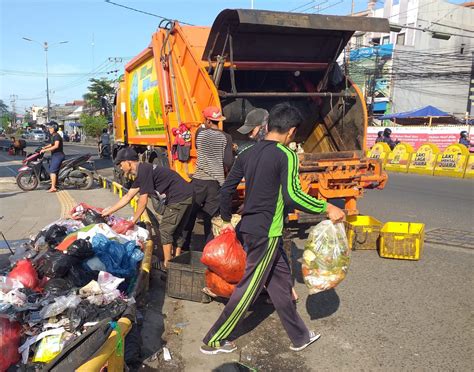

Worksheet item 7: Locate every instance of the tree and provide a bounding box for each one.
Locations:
[83,78,115,116]
[0,100,11,130]
[80,113,108,138]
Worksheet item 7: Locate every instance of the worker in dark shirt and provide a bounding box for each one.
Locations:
[382,128,399,150]
[40,121,65,193]
[200,103,345,355]
[188,106,234,242]
[102,148,193,267]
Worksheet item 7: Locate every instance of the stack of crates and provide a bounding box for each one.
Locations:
[346,216,425,261]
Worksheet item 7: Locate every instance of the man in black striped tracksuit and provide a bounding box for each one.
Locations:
[188,106,234,243]
[200,103,345,354]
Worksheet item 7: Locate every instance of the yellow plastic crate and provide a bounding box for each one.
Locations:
[379,222,425,260]
[346,215,382,250]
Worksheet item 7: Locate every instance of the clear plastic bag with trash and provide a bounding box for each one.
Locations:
[39,294,81,319]
[301,221,350,294]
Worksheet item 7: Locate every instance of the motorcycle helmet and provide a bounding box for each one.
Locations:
[383,128,392,136]
[460,131,468,138]
[377,131,383,137]
[47,121,59,132]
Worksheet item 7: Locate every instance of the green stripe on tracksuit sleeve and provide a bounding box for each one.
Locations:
[208,237,279,347]
[277,143,327,214]
[268,186,284,238]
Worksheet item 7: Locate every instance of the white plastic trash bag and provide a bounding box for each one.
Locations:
[302,221,350,294]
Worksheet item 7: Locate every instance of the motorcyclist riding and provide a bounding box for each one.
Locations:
[98,128,111,158]
[382,128,400,150]
[459,131,473,149]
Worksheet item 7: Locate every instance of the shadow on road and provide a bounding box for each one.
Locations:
[0,191,23,199]
[305,288,340,320]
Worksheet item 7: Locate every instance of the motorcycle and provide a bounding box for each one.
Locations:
[16,150,95,191]
[99,143,111,158]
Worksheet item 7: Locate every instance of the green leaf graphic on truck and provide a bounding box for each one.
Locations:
[128,59,164,135]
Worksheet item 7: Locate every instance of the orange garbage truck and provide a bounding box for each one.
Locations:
[112,9,389,222]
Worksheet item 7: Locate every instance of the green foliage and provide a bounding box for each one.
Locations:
[80,114,108,138]
[83,78,115,114]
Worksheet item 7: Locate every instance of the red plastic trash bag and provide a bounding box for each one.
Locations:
[205,270,236,298]
[0,318,21,371]
[69,203,103,220]
[8,259,39,290]
[110,218,134,235]
[201,227,246,284]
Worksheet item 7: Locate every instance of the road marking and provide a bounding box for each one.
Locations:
[56,190,77,218]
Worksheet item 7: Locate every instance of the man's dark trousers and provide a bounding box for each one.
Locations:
[203,233,310,348]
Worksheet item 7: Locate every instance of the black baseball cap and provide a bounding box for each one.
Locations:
[114,147,138,165]
[237,108,269,134]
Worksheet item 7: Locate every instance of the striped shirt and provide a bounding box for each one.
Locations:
[193,126,234,185]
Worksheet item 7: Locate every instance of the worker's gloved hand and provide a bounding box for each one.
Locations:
[221,221,234,231]
[326,203,345,223]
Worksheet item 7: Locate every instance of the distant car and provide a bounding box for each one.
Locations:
[29,129,46,142]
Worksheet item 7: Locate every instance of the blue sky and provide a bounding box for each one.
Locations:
[0,0,465,112]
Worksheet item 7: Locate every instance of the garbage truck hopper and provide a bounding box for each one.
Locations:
[113,9,389,218]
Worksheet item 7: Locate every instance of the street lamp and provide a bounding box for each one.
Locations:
[22,37,68,122]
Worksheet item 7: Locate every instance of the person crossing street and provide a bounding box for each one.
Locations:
[200,103,345,355]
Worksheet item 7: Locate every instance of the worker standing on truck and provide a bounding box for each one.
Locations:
[189,106,234,242]
[101,148,193,268]
[200,103,345,355]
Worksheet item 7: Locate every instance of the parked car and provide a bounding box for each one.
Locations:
[29,129,46,142]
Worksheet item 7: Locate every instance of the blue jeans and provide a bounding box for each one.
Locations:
[49,152,65,174]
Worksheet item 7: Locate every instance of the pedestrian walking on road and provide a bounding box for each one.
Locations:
[101,148,193,268]
[187,106,234,242]
[200,103,345,355]
[40,121,65,193]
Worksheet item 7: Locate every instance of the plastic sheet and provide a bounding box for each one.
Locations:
[0,318,21,371]
[302,221,350,294]
[8,260,39,290]
[91,234,144,278]
[39,294,81,319]
[201,228,247,284]
[43,278,73,298]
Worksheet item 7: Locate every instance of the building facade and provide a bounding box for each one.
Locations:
[350,0,474,118]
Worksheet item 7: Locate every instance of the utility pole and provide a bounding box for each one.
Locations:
[467,51,474,118]
[22,38,68,122]
[10,94,18,129]
[369,47,380,125]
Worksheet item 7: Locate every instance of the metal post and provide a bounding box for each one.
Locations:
[44,42,50,122]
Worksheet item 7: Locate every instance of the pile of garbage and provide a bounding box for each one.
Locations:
[0,203,148,370]
[201,228,246,298]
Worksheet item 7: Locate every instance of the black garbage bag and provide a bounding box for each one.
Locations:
[66,239,94,259]
[44,278,73,297]
[65,263,99,287]
[36,250,80,278]
[82,209,106,226]
[44,225,68,247]
[67,299,128,331]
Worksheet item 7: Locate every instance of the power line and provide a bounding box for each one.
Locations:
[104,0,194,26]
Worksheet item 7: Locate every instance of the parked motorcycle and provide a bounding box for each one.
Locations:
[16,150,95,191]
